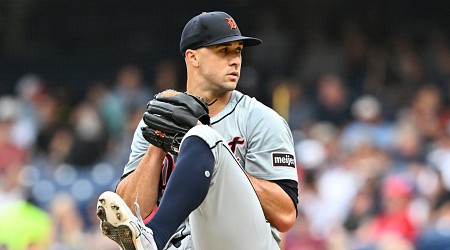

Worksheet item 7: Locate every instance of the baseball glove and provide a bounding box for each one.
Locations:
[142,89,210,155]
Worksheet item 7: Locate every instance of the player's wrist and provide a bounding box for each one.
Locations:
[148,144,168,157]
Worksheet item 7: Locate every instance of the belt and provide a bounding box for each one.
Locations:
[170,234,188,248]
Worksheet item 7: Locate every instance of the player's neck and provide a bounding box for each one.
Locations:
[207,92,231,117]
[185,80,232,116]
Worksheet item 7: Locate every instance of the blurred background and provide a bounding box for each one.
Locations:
[1,0,450,249]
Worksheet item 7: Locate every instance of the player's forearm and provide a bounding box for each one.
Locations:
[246,173,297,232]
[116,145,165,218]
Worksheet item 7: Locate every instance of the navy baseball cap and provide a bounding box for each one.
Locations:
[180,11,262,55]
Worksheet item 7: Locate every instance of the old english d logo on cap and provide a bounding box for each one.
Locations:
[225,18,237,29]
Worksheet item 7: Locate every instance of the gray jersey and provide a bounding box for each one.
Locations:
[210,90,297,181]
[123,90,297,181]
[122,90,298,249]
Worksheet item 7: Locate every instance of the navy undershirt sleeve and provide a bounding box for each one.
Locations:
[145,135,214,249]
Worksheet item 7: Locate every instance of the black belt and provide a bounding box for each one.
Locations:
[170,234,188,248]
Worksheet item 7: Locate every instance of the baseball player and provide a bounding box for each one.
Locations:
[97,11,299,250]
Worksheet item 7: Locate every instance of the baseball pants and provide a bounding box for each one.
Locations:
[166,125,280,250]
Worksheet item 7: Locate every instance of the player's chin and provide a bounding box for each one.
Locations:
[223,79,239,89]
[223,83,238,92]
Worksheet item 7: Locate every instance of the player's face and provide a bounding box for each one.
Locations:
[197,41,244,93]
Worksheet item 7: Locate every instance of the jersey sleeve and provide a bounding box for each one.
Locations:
[244,104,298,182]
[122,118,150,177]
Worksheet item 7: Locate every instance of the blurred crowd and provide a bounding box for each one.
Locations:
[276,26,450,250]
[1,8,450,250]
[0,61,183,249]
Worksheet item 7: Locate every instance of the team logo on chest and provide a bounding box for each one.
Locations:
[228,136,245,153]
[228,136,244,161]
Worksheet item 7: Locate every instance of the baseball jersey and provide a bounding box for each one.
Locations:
[121,90,298,247]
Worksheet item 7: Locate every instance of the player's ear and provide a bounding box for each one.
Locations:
[185,49,199,67]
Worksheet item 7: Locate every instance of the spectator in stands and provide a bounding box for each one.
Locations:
[113,64,152,114]
[312,73,353,127]
[340,95,396,154]
[355,175,418,247]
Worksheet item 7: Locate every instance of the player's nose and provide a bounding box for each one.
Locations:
[228,53,241,67]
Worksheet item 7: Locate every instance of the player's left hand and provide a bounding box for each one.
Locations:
[142,89,210,155]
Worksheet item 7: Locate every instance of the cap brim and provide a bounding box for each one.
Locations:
[205,36,262,48]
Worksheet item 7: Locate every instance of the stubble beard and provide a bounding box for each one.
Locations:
[202,69,239,95]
